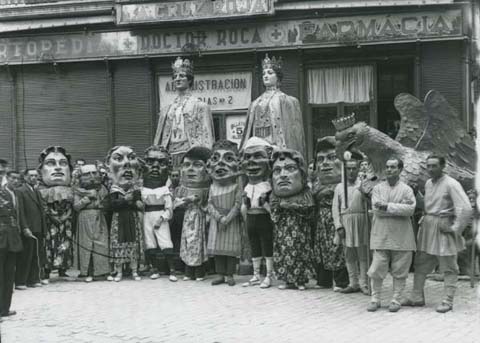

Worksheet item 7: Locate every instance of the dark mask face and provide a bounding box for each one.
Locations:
[208,149,238,184]
[272,157,304,198]
[144,150,169,187]
[241,146,270,183]
[180,157,210,188]
[79,165,102,190]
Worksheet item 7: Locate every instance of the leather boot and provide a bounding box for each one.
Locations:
[341,260,360,293]
[359,260,369,295]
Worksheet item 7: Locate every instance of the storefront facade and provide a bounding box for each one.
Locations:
[0,0,475,168]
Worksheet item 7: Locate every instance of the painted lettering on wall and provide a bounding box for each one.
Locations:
[0,10,463,64]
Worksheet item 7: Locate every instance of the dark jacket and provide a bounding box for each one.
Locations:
[16,184,46,235]
[0,188,23,252]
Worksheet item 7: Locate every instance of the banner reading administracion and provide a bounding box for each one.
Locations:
[0,9,463,64]
[158,72,252,111]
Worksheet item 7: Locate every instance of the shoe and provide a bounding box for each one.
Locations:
[297,285,306,291]
[260,276,272,289]
[242,275,261,287]
[107,275,114,282]
[195,277,205,281]
[169,275,178,282]
[360,286,370,296]
[211,276,225,286]
[226,277,236,286]
[183,276,192,281]
[401,298,425,307]
[278,283,296,290]
[85,276,93,283]
[150,273,160,280]
[436,301,453,313]
[367,302,381,312]
[340,285,361,294]
[114,273,123,282]
[132,272,141,281]
[40,279,49,285]
[333,286,343,292]
[1,310,17,317]
[15,285,27,290]
[388,301,401,313]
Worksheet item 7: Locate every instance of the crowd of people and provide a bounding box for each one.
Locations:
[0,54,476,322]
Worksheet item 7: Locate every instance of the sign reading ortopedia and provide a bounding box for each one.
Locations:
[0,10,463,64]
[158,72,252,111]
[116,0,274,24]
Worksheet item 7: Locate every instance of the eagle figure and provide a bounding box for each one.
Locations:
[334,90,476,193]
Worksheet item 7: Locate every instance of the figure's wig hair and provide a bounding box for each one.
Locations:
[38,146,73,171]
[270,148,308,187]
[181,146,212,164]
[212,140,239,155]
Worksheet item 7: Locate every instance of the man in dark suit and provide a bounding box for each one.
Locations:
[15,168,46,289]
[0,170,23,317]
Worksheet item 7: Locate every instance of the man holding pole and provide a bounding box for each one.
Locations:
[332,152,369,295]
[367,157,416,312]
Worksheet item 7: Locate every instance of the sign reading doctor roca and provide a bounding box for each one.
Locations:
[158,72,252,112]
[0,9,463,64]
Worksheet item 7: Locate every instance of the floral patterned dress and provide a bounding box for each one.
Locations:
[176,185,210,267]
[312,182,346,271]
[271,190,315,285]
[39,186,74,271]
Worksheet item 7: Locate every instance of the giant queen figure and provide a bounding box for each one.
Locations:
[154,57,215,167]
[240,54,306,158]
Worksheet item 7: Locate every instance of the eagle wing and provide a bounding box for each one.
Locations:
[419,90,475,169]
[393,93,428,149]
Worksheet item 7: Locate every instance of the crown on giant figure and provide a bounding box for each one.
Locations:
[172,57,193,76]
[332,113,356,131]
[262,54,282,71]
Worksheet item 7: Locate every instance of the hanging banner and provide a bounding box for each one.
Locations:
[158,71,252,111]
[116,0,274,25]
[0,9,463,64]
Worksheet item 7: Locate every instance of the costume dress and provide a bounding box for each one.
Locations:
[154,94,214,166]
[207,182,242,276]
[240,89,306,158]
[312,182,348,288]
[39,186,74,272]
[271,189,315,285]
[108,186,144,265]
[73,186,110,276]
[175,185,209,278]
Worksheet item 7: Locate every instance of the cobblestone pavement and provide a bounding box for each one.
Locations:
[1,273,479,343]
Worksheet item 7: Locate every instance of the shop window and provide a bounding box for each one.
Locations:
[307,64,374,151]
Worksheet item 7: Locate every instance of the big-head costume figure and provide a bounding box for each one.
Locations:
[206,140,242,287]
[38,146,74,280]
[154,57,215,166]
[270,149,315,290]
[240,137,274,289]
[174,146,212,281]
[141,145,177,282]
[240,54,306,157]
[311,137,349,290]
[73,164,110,281]
[105,146,144,282]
